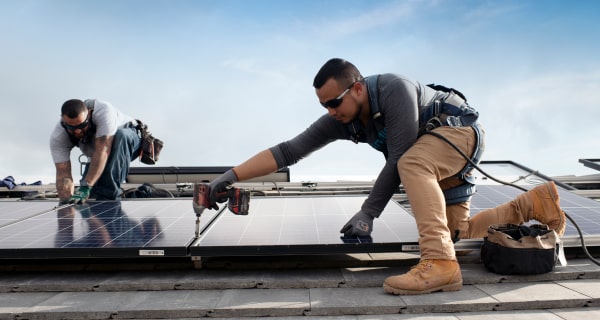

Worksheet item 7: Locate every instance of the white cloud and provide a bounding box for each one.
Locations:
[480,69,600,176]
[326,1,417,36]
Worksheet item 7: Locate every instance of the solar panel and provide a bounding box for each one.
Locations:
[470,184,524,211]
[0,201,59,227]
[469,184,600,247]
[0,199,218,259]
[191,195,420,257]
[1,172,599,260]
[579,158,600,171]
[548,188,600,247]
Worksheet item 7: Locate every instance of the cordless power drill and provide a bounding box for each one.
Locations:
[193,183,250,237]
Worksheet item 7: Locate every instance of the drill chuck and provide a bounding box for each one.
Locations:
[192,183,210,216]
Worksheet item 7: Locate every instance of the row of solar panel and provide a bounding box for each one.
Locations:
[0,184,599,259]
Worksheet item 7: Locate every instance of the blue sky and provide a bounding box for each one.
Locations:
[1,0,599,184]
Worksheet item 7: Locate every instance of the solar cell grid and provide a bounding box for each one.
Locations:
[470,184,523,212]
[1,179,599,260]
[0,199,217,258]
[0,201,58,227]
[557,190,600,238]
[192,195,420,256]
[470,184,600,245]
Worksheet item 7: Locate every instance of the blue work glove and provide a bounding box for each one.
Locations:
[340,210,375,237]
[208,169,238,209]
[68,186,91,204]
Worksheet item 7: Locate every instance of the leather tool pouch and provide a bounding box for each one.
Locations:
[136,119,164,165]
[481,223,559,275]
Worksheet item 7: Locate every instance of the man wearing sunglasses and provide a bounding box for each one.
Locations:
[50,99,142,204]
[203,58,565,295]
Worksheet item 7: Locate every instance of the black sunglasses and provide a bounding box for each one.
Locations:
[62,118,89,131]
[321,82,355,109]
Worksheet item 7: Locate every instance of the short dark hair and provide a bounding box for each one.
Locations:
[313,58,363,89]
[61,99,86,118]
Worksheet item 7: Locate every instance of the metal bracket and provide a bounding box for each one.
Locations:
[78,154,91,177]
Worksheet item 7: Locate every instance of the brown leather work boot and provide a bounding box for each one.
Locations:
[383,259,463,295]
[527,181,566,236]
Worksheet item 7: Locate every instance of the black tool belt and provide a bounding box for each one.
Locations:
[135,119,164,165]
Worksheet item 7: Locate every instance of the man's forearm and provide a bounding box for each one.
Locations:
[233,149,278,181]
[83,136,113,186]
[55,162,73,201]
[84,152,109,186]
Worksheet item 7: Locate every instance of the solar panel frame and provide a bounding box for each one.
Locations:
[579,158,600,172]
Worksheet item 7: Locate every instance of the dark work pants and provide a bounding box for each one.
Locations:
[84,124,141,200]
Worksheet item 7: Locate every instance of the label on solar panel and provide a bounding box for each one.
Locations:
[139,250,165,256]
[401,244,420,252]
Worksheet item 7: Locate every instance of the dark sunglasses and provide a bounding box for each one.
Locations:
[62,119,89,131]
[321,82,355,109]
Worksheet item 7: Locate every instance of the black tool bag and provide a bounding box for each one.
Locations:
[481,223,559,275]
[136,119,164,165]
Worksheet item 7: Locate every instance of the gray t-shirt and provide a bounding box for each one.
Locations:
[269,73,452,216]
[49,99,134,163]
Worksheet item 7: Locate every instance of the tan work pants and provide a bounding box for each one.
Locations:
[398,126,477,260]
[398,125,529,260]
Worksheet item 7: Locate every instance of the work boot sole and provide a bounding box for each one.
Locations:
[383,281,463,295]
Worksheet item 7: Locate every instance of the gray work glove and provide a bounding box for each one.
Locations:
[208,169,238,209]
[340,210,375,237]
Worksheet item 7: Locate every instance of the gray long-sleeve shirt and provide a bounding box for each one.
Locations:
[269,73,452,217]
